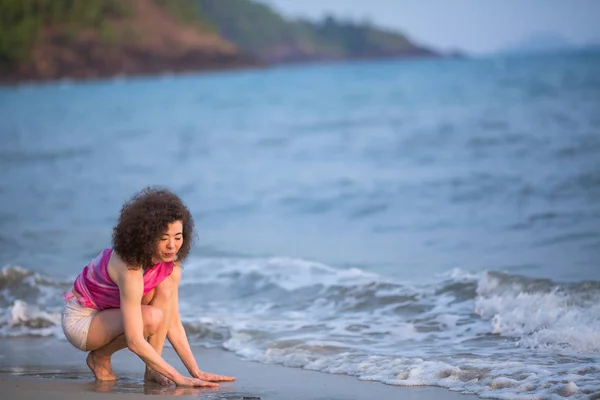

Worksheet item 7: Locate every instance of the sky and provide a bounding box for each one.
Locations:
[261,0,600,54]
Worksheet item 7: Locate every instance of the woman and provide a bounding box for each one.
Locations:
[61,187,234,387]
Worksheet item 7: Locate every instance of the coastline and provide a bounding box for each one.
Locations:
[0,338,478,400]
[0,52,451,88]
[0,61,262,88]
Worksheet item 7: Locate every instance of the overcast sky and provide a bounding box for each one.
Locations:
[261,0,600,54]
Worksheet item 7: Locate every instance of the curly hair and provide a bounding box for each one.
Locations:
[112,187,195,270]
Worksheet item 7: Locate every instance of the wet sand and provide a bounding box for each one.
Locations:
[0,338,478,399]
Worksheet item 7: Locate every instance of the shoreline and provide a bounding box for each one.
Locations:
[0,62,264,88]
[0,53,454,88]
[0,338,478,400]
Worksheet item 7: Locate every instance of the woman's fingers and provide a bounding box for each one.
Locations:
[194,378,219,387]
[196,371,236,382]
[176,376,219,387]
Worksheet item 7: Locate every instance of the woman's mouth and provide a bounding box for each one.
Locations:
[163,252,175,258]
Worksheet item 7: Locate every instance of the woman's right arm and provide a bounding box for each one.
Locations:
[117,268,215,387]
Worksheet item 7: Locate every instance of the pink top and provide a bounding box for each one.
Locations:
[63,248,174,310]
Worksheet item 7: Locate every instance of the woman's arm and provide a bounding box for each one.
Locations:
[116,267,217,386]
[167,265,235,382]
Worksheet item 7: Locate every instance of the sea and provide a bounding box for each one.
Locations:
[1,51,599,399]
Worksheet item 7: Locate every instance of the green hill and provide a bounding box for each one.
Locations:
[0,0,438,83]
[194,0,437,63]
[0,0,254,83]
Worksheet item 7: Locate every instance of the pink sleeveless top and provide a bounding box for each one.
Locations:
[63,248,174,310]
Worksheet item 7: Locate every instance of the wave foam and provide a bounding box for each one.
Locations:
[475,271,600,353]
[0,300,62,337]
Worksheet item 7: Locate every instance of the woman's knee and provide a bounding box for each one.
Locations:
[142,306,164,336]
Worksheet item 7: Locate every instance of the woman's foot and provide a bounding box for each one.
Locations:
[86,351,117,381]
[145,368,172,386]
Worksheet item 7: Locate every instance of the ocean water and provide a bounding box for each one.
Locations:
[1,51,599,399]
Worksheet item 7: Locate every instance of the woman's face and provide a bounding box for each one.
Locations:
[154,220,183,263]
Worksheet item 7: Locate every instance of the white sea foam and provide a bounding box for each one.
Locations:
[0,300,62,337]
[475,271,600,353]
[182,256,380,290]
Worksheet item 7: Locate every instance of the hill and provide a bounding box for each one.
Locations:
[0,0,256,83]
[0,0,441,84]
[194,0,438,63]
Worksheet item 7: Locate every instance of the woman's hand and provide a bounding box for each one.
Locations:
[174,375,219,387]
[191,369,236,382]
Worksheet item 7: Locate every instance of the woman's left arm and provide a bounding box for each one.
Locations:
[167,263,235,382]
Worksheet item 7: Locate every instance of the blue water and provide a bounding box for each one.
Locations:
[1,52,600,399]
[2,52,599,282]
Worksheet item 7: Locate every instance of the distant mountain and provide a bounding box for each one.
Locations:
[496,32,575,55]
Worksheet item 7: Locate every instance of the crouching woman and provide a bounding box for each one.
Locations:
[61,187,234,387]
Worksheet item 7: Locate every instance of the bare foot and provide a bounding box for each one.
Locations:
[86,351,117,381]
[145,368,172,386]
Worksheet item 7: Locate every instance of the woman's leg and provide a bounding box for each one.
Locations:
[144,276,175,384]
[84,297,163,380]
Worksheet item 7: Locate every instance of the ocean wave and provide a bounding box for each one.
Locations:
[2,260,599,399]
[0,265,72,308]
[179,257,600,399]
[0,300,62,338]
[475,271,600,353]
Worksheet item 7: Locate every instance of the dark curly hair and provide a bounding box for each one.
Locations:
[112,187,195,270]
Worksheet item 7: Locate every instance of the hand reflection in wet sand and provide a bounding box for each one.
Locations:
[93,379,220,396]
[144,383,218,396]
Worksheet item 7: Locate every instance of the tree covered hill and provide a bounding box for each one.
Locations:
[0,0,254,83]
[194,0,437,63]
[0,0,438,83]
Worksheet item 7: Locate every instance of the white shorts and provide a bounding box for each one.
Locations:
[61,298,98,351]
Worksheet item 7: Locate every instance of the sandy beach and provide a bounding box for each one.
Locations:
[0,338,477,400]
